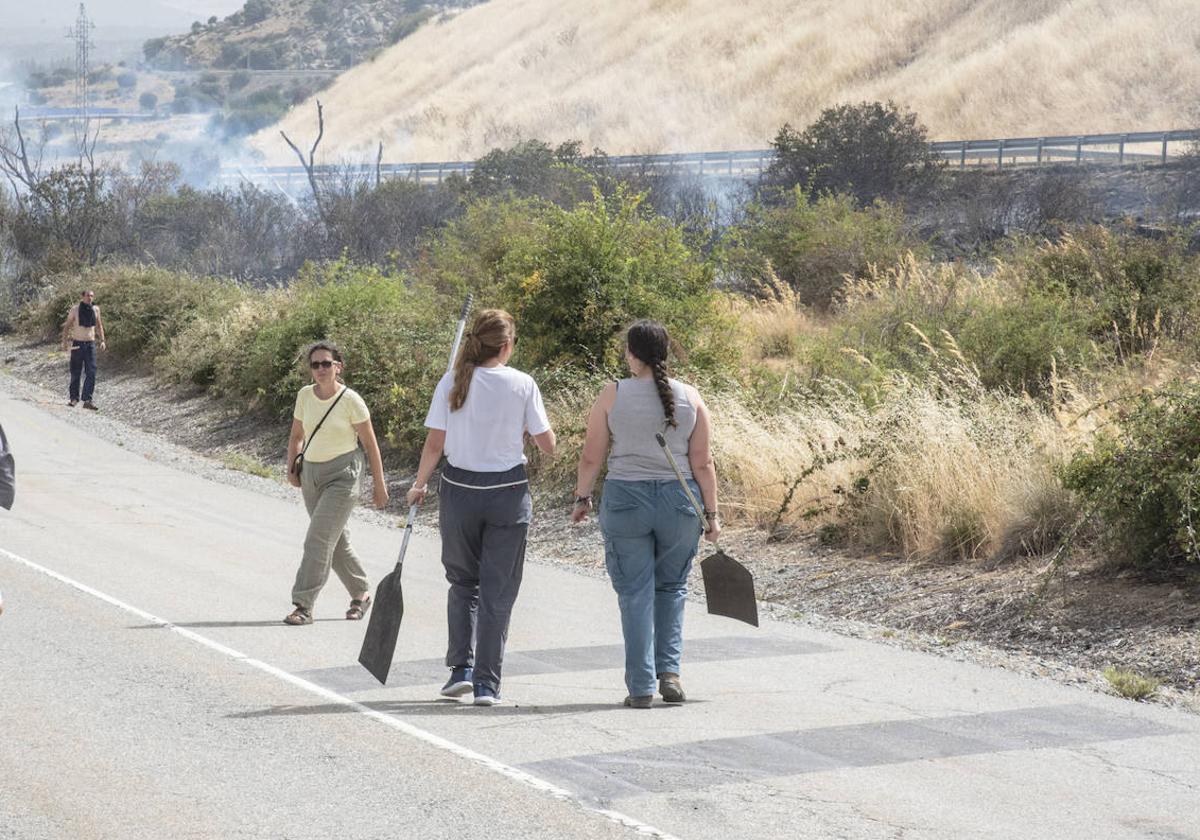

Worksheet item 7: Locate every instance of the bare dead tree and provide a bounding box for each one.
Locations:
[0,107,44,195]
[0,105,112,277]
[375,141,384,188]
[280,99,328,225]
[78,119,100,172]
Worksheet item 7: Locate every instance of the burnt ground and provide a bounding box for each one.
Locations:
[4,335,1197,712]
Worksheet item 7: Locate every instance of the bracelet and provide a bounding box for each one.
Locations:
[704,509,718,518]
[574,495,592,506]
[411,484,428,492]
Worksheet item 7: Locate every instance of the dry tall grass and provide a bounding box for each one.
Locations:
[257,0,1200,163]
[705,367,1073,562]
[709,273,1089,563]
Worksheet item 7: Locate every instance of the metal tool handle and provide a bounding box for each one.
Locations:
[393,503,419,571]
[447,293,474,373]
[655,432,715,547]
[395,292,473,571]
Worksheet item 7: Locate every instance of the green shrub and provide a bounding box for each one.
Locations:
[23,266,245,362]
[1024,226,1200,354]
[1102,667,1160,700]
[243,0,271,24]
[143,37,167,62]
[466,139,602,205]
[416,196,548,300]
[7,164,113,280]
[765,101,944,203]
[726,189,922,310]
[215,89,290,136]
[1062,386,1200,568]
[219,43,245,68]
[955,290,1099,393]
[798,257,1101,397]
[498,187,736,372]
[225,260,455,452]
[158,293,272,389]
[218,451,273,478]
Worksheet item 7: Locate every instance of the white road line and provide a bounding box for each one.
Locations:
[2,546,682,840]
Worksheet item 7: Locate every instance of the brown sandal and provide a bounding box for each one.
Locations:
[284,605,312,625]
[346,595,371,621]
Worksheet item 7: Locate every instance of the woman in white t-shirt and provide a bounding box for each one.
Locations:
[408,310,556,706]
[283,341,389,626]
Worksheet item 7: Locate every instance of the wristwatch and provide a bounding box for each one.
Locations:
[573,495,593,506]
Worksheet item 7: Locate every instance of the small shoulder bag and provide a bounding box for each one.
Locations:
[291,387,347,478]
[0,423,14,511]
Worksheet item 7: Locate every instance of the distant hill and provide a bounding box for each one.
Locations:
[3,1,240,32]
[143,0,482,71]
[254,0,1200,164]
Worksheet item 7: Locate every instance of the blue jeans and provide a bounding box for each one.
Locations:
[599,478,702,697]
[69,341,96,402]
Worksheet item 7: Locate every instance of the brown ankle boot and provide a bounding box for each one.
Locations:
[658,672,686,703]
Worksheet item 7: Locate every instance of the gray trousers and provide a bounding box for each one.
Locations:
[291,450,369,610]
[439,464,532,694]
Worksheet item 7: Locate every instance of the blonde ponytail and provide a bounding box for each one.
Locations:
[450,309,516,411]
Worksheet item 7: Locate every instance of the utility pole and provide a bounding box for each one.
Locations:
[66,3,96,146]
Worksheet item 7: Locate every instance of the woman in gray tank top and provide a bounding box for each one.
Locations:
[571,320,720,708]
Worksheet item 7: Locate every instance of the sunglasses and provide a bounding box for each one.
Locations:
[310,359,336,370]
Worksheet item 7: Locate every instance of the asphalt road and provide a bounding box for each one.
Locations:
[1,384,1198,840]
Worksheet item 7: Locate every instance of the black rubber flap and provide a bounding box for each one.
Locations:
[700,549,759,627]
[358,568,405,684]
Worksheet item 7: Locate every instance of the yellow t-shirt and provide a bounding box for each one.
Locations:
[293,385,370,463]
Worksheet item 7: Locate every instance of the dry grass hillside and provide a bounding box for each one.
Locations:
[144,0,476,70]
[255,0,1200,163]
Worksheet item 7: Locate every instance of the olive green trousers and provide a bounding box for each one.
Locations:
[291,449,369,610]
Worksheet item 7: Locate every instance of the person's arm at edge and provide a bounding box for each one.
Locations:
[286,418,305,488]
[533,428,556,455]
[60,308,76,351]
[406,428,446,506]
[528,379,556,455]
[571,383,616,522]
[354,419,389,508]
[94,306,106,350]
[686,387,721,542]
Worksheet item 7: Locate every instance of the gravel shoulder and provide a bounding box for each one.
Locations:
[4,335,1197,713]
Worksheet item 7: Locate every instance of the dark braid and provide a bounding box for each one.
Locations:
[650,358,676,428]
[626,320,676,428]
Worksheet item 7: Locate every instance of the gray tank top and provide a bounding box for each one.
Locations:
[606,377,698,481]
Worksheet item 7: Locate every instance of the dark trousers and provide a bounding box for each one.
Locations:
[69,341,96,402]
[439,464,532,695]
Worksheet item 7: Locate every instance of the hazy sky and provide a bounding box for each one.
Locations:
[0,0,244,34]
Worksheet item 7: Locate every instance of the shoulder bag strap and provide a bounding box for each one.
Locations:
[300,386,348,456]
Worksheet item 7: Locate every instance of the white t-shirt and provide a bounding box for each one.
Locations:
[425,365,551,472]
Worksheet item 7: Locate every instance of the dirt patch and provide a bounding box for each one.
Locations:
[4,335,1197,712]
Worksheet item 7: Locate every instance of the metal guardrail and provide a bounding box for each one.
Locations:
[20,108,158,123]
[931,130,1199,166]
[221,129,1200,188]
[154,68,343,77]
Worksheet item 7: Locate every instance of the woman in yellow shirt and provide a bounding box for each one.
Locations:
[284,341,389,625]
